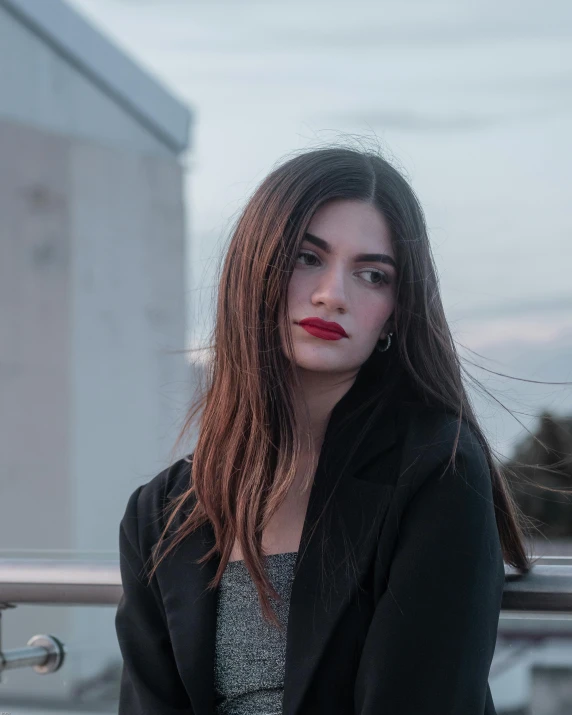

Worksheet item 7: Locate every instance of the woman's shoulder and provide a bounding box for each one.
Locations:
[119,456,193,549]
[399,398,485,453]
[395,401,492,506]
[400,400,488,484]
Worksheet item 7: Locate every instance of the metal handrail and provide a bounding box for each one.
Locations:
[1,555,572,681]
[503,564,572,613]
[0,558,121,681]
[0,556,571,611]
[0,559,121,606]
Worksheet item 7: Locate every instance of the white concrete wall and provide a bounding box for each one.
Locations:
[68,135,189,552]
[0,2,191,702]
[0,5,175,158]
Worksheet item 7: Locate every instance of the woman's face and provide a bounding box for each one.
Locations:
[281,198,397,376]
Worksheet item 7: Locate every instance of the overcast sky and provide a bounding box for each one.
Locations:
[68,0,572,454]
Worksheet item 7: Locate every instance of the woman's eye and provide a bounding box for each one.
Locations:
[360,269,390,286]
[296,251,390,287]
[296,250,320,266]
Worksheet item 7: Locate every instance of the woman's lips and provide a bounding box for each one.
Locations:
[297,323,346,341]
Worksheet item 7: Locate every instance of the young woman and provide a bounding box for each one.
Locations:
[115,146,532,715]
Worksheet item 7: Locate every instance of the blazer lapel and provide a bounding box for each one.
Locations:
[165,365,404,715]
[282,385,400,715]
[162,516,220,715]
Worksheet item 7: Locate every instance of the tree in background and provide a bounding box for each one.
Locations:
[504,412,572,539]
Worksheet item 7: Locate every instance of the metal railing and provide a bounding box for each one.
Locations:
[1,556,572,681]
[0,558,120,681]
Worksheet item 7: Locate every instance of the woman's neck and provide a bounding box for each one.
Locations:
[292,368,359,449]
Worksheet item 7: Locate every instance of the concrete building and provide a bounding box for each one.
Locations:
[0,0,192,705]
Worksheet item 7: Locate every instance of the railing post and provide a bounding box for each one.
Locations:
[0,602,16,684]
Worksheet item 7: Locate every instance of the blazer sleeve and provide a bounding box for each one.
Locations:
[353,440,506,714]
[115,484,194,714]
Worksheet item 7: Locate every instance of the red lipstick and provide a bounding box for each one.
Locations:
[297,317,348,341]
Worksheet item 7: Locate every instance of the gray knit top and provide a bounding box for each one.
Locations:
[213,551,298,715]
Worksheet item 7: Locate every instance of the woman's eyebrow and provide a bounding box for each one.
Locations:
[304,232,397,270]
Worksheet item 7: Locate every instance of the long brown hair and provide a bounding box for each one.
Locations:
[145,142,569,628]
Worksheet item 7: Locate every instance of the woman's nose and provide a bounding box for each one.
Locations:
[311,268,348,310]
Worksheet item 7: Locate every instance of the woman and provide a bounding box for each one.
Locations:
[115,146,532,715]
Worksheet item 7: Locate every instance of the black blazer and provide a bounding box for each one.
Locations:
[115,370,506,715]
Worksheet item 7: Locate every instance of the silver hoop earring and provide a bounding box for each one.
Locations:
[376,332,393,353]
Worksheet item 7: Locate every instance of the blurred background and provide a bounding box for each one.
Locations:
[0,0,571,712]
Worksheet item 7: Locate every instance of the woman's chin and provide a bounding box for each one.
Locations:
[290,351,361,375]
